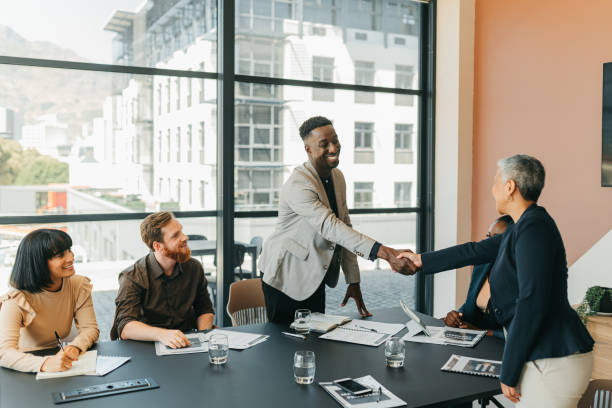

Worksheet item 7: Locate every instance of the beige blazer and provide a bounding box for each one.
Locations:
[259,161,376,301]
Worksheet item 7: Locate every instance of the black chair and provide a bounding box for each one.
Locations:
[249,236,264,277]
[214,243,248,281]
[187,234,207,241]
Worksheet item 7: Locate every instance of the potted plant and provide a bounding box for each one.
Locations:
[576,286,612,324]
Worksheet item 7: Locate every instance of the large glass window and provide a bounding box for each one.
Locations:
[0,0,432,326]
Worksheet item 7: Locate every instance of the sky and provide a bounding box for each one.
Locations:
[0,0,144,63]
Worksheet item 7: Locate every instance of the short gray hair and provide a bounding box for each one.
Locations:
[497,154,545,202]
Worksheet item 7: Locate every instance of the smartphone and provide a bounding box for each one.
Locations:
[333,378,372,395]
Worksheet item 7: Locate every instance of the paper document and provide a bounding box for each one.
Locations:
[441,354,501,378]
[36,350,98,380]
[340,320,404,336]
[291,313,352,333]
[205,329,269,350]
[85,356,131,376]
[319,325,391,347]
[402,324,485,347]
[319,375,406,408]
[155,333,209,356]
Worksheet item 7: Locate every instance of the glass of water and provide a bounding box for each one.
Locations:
[293,309,311,334]
[385,337,405,368]
[294,350,315,384]
[209,334,229,365]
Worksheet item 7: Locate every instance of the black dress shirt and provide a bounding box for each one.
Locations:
[421,204,593,386]
[111,252,214,340]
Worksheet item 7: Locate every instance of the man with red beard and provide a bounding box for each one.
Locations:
[110,212,214,348]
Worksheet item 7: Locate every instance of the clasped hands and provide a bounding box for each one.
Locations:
[376,245,422,276]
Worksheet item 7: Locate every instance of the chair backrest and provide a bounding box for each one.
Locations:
[578,379,612,408]
[226,278,268,326]
[249,236,264,255]
[214,243,246,269]
[187,234,207,241]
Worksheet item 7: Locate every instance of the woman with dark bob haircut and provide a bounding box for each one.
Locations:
[0,229,99,373]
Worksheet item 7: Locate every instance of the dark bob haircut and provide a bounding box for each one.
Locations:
[298,116,332,140]
[10,229,72,293]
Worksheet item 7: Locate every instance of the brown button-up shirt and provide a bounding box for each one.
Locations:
[110,252,214,340]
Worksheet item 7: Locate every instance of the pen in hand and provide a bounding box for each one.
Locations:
[54,331,64,352]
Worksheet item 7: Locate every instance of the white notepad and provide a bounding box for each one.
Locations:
[205,329,269,350]
[36,350,98,380]
[86,356,131,376]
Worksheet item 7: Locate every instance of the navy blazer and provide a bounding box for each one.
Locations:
[421,205,593,386]
[457,263,504,340]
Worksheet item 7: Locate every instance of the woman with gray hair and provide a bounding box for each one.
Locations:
[398,154,594,407]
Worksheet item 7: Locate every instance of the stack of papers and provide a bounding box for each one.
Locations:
[319,320,404,347]
[206,329,269,350]
[155,333,209,356]
[320,375,406,408]
[290,313,352,333]
[402,323,486,347]
[441,354,501,378]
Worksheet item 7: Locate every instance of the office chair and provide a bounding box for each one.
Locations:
[579,379,612,408]
[226,278,268,326]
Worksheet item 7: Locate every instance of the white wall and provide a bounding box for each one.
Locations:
[568,229,612,305]
[433,0,475,317]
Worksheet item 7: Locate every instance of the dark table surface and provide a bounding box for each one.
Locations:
[0,307,505,408]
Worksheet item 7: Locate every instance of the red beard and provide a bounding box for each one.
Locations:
[161,244,191,264]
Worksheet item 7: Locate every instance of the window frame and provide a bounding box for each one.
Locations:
[0,0,436,322]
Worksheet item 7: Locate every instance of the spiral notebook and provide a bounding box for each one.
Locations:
[441,354,501,378]
[319,320,404,347]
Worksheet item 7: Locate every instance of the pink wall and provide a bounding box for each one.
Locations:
[472,0,612,264]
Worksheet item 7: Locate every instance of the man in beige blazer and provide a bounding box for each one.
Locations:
[258,116,416,324]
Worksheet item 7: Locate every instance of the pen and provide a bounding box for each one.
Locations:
[281,331,306,339]
[54,331,64,352]
[356,325,378,333]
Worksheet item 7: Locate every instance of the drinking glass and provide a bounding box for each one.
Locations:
[293,309,311,334]
[384,337,405,368]
[209,334,229,365]
[293,350,315,384]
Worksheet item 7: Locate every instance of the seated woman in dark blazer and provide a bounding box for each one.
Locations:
[399,154,593,408]
[443,215,513,340]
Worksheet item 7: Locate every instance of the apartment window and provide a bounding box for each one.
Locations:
[157,83,162,115]
[188,180,193,205]
[395,65,415,106]
[355,32,368,41]
[158,178,163,196]
[187,124,193,162]
[394,123,414,164]
[199,63,205,103]
[175,78,181,110]
[354,182,374,208]
[235,168,283,209]
[394,37,406,46]
[354,122,374,164]
[235,104,282,163]
[167,178,171,200]
[312,56,334,101]
[157,131,162,161]
[394,182,413,207]
[177,179,182,203]
[166,129,171,162]
[355,61,375,103]
[312,26,326,36]
[200,180,205,207]
[166,78,171,113]
[199,121,205,164]
[187,76,192,108]
[236,41,280,99]
[176,127,181,162]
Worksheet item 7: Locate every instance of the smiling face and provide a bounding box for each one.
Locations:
[156,218,191,263]
[304,124,341,176]
[47,248,75,283]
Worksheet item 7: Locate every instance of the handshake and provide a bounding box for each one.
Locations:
[376,245,422,276]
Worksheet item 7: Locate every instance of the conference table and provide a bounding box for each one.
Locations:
[0,308,505,407]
